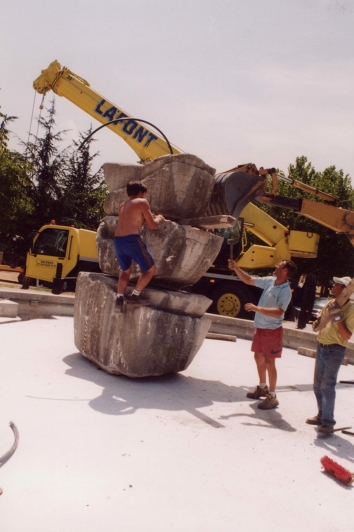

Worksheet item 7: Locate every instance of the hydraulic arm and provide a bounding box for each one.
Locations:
[259,173,354,246]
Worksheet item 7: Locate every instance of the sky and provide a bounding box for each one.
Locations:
[1,0,354,178]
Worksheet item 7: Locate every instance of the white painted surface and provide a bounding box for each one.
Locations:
[1,316,354,531]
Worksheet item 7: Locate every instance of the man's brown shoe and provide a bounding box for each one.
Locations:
[306,414,322,426]
[318,424,334,435]
[246,385,269,400]
[115,296,126,313]
[257,393,279,410]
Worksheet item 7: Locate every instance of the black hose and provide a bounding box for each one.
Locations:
[78,117,174,155]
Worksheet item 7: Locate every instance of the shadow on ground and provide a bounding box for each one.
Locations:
[62,353,302,432]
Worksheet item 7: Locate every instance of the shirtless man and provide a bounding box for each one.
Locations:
[114,181,164,311]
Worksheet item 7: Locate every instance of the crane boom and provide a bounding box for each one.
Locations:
[33,60,182,163]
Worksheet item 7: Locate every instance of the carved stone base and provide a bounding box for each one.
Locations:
[74,272,212,378]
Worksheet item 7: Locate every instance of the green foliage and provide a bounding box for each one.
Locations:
[22,99,107,230]
[0,99,107,264]
[23,99,69,227]
[58,129,107,230]
[0,110,34,260]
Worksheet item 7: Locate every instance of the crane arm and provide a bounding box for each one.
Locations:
[260,194,354,245]
[218,164,354,247]
[33,61,182,163]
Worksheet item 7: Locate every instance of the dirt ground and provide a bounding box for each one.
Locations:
[0,271,75,294]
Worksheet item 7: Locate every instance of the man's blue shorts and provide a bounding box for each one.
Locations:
[114,235,155,272]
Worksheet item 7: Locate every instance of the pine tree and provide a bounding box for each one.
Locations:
[23,98,68,227]
[59,128,107,229]
[0,109,33,264]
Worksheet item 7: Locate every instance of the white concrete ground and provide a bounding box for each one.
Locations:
[1,315,354,532]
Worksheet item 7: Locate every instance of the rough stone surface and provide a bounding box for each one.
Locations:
[103,153,216,221]
[96,217,140,279]
[102,162,142,193]
[0,299,18,317]
[96,217,223,288]
[103,154,216,195]
[141,153,216,179]
[74,272,212,377]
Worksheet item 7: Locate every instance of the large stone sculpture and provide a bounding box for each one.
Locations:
[74,153,232,377]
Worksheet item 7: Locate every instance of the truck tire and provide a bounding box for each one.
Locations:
[51,279,63,295]
[210,282,256,319]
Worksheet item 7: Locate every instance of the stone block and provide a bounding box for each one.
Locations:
[102,163,142,193]
[0,299,18,318]
[140,153,216,179]
[74,272,212,377]
[96,217,223,288]
[103,153,216,221]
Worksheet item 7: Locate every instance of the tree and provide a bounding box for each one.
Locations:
[23,99,68,227]
[259,156,354,288]
[59,128,107,230]
[0,109,33,263]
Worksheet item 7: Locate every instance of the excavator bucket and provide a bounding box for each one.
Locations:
[207,171,267,220]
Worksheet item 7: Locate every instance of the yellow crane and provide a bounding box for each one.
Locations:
[33,60,181,163]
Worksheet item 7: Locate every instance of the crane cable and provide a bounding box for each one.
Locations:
[27,92,45,144]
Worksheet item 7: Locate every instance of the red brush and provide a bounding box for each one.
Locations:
[321,456,354,486]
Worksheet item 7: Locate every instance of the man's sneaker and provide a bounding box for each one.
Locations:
[257,393,279,410]
[115,296,126,313]
[317,424,334,435]
[246,385,269,400]
[306,414,322,426]
[125,294,151,308]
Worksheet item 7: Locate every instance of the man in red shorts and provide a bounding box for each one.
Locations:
[228,259,297,409]
[114,181,164,312]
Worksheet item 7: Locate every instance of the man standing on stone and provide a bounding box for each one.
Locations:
[228,259,297,409]
[306,276,354,434]
[114,181,164,312]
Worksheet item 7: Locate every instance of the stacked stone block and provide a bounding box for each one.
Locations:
[74,154,224,377]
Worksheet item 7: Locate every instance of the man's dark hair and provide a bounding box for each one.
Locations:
[126,181,147,197]
[282,259,297,278]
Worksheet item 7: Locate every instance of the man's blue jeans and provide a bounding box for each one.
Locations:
[314,343,346,427]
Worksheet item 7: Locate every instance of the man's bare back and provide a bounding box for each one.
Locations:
[113,182,165,310]
[115,192,164,237]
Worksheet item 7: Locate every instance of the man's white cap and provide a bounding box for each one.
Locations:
[333,276,354,300]
[333,276,352,286]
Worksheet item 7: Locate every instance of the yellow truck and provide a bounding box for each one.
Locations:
[23,224,100,294]
[32,61,353,316]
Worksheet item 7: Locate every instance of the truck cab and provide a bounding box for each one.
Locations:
[24,225,100,292]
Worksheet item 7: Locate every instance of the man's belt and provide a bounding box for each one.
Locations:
[318,342,344,348]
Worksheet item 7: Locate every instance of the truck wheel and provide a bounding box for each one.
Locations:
[51,279,63,295]
[210,283,255,319]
